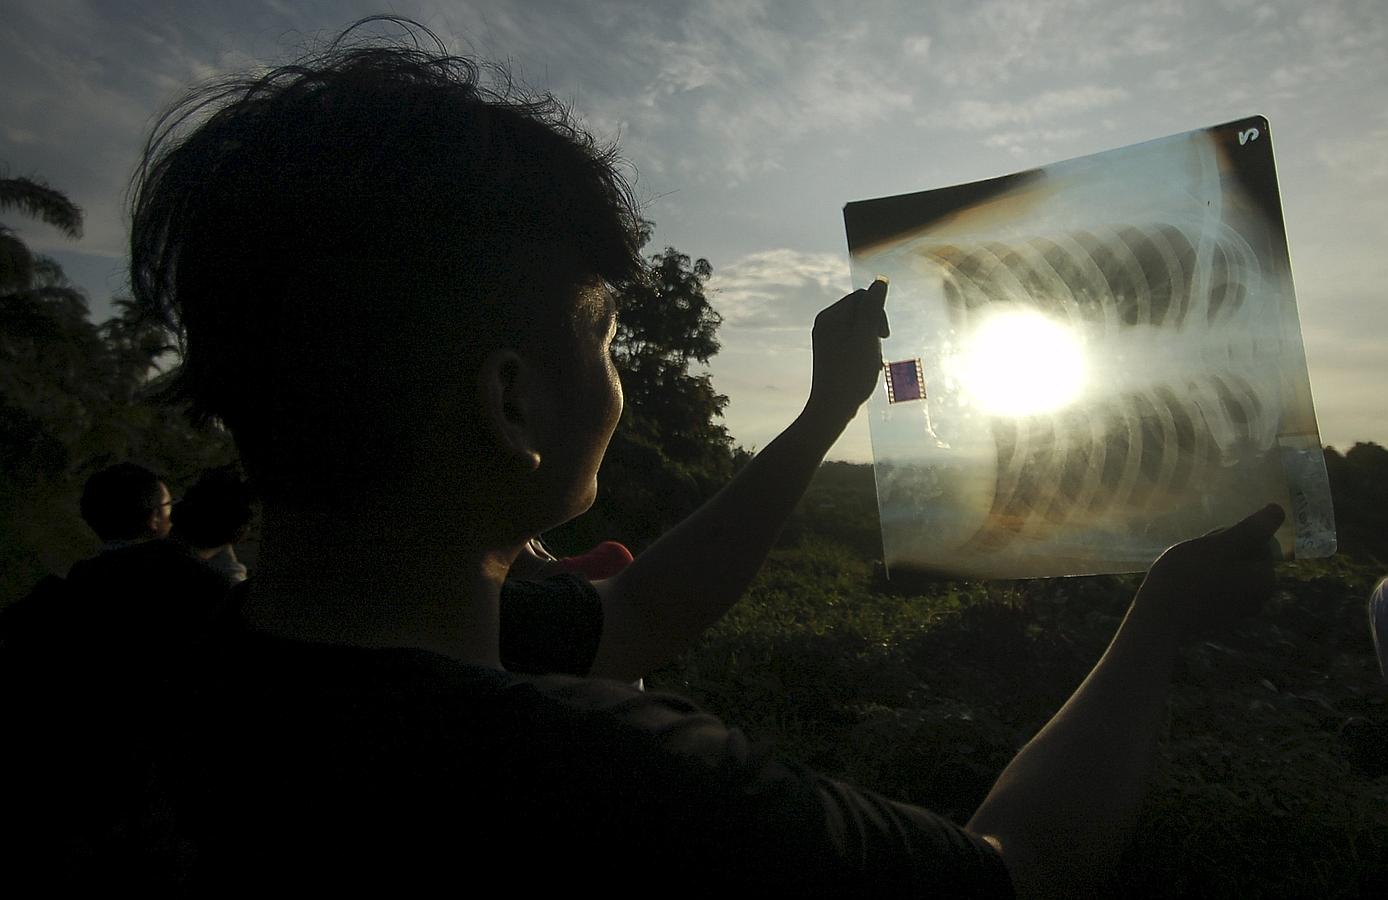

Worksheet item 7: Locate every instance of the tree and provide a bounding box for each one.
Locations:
[1323,441,1388,564]
[1,173,92,476]
[1,174,84,311]
[614,246,736,472]
[550,244,745,552]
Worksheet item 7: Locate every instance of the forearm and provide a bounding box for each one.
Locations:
[967,600,1180,898]
[588,403,849,679]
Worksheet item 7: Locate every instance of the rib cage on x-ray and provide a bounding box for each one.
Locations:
[849,118,1333,577]
[923,219,1275,555]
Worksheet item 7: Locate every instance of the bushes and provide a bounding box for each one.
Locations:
[648,461,1388,897]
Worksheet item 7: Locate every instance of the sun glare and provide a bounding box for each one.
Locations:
[953,308,1087,417]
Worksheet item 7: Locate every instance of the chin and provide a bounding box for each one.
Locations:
[552,480,599,529]
[574,481,599,518]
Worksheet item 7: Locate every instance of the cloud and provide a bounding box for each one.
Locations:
[923,0,1181,89]
[701,247,878,460]
[708,248,850,328]
[1316,127,1388,183]
[903,34,932,59]
[703,247,867,453]
[948,86,1129,131]
[613,1,919,181]
[981,126,1085,157]
[0,2,272,256]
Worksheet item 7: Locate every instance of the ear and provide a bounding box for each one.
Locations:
[478,349,543,470]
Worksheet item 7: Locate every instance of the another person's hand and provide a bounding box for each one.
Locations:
[1133,503,1284,641]
[805,278,890,425]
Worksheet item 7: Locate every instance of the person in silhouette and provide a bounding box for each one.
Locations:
[77,462,173,551]
[3,463,233,884]
[3,462,171,653]
[88,18,1283,895]
[171,466,254,585]
[61,462,233,659]
[3,462,226,660]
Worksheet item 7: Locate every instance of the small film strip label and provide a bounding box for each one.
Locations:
[885,358,925,404]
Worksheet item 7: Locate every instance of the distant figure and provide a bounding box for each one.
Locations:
[3,462,174,653]
[77,461,173,550]
[2,461,235,670]
[64,463,231,648]
[172,466,254,585]
[1371,577,1388,685]
[4,463,234,883]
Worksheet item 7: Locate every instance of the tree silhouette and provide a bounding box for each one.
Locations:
[0,175,83,238]
[1324,441,1388,564]
[1,174,84,310]
[614,246,735,472]
[1,172,91,472]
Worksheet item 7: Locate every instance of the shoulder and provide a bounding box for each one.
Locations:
[488,674,1014,896]
[170,635,1013,895]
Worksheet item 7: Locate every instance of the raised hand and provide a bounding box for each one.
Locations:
[805,278,890,425]
[1134,503,1285,640]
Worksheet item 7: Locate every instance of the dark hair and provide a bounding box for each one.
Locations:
[172,466,255,549]
[79,463,165,542]
[129,18,643,500]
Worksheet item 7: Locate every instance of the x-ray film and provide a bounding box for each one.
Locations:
[844,116,1335,579]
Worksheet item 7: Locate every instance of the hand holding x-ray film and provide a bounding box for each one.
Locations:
[844,116,1335,579]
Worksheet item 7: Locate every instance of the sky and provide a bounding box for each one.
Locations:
[2,0,1384,461]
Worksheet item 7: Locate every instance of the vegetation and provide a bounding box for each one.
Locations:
[648,454,1388,897]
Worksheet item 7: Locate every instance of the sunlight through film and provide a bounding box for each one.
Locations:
[845,116,1336,579]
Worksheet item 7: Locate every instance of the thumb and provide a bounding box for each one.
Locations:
[866,277,889,306]
[861,277,889,338]
[1208,503,1285,556]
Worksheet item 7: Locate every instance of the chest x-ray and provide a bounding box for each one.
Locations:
[845,116,1335,579]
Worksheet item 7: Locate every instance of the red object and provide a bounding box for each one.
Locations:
[554,541,634,580]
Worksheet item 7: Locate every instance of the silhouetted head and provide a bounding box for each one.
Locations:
[130,18,640,537]
[80,462,172,543]
[172,466,254,551]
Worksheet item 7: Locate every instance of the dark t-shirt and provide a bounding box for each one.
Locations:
[5,575,1013,896]
[1,541,235,888]
[159,624,1013,896]
[2,540,232,661]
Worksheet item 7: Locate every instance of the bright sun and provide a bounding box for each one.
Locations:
[953,308,1088,417]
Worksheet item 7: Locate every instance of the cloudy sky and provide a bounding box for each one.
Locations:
[2,0,1383,461]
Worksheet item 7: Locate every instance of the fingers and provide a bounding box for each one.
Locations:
[863,277,890,338]
[1208,503,1285,556]
[834,279,889,338]
[822,280,890,338]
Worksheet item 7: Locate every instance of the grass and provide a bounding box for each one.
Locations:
[647,464,1388,897]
